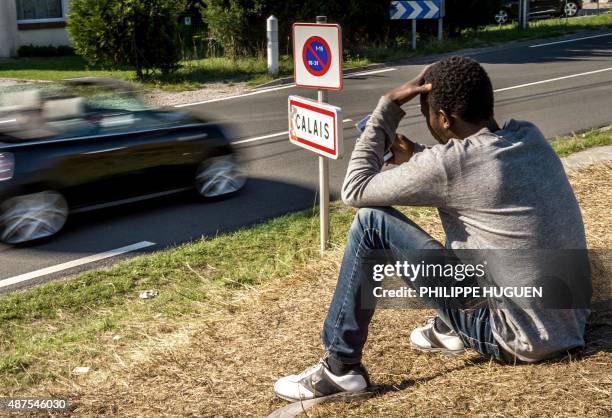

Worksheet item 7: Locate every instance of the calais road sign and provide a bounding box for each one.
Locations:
[288,95,343,159]
[390,1,444,19]
[293,23,342,90]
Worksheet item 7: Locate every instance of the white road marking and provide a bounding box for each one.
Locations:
[0,241,156,290]
[233,131,288,145]
[345,68,397,78]
[174,68,398,108]
[232,67,612,145]
[529,32,612,48]
[232,118,353,145]
[493,67,612,93]
[174,84,297,107]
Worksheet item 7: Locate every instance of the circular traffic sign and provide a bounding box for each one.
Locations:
[302,36,332,77]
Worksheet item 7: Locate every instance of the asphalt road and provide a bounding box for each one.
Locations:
[1,31,611,293]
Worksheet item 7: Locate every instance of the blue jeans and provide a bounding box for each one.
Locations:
[322,207,506,363]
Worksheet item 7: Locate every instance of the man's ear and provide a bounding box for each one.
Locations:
[438,109,453,130]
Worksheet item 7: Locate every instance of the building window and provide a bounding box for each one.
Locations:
[16,0,63,21]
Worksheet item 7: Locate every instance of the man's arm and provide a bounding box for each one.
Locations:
[341,67,448,208]
[341,96,448,208]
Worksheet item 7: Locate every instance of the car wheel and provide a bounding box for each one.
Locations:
[0,191,68,245]
[564,1,578,17]
[494,9,509,24]
[195,155,245,198]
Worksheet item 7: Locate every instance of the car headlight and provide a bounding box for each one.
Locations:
[0,152,14,181]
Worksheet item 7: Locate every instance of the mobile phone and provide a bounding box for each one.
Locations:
[355,115,394,162]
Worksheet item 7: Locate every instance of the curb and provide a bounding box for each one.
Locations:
[562,144,612,172]
[254,28,612,90]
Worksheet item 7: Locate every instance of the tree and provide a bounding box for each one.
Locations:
[197,0,502,59]
[198,0,263,58]
[68,0,186,80]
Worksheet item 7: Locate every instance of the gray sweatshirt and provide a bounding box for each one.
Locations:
[342,96,591,362]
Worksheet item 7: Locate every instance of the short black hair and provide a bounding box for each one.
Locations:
[423,56,494,123]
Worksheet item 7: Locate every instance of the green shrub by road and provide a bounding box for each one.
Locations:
[0,126,610,393]
[0,13,611,91]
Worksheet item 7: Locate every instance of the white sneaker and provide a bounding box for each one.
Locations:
[410,316,465,355]
[274,357,370,402]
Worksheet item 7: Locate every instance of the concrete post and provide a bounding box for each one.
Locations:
[267,15,279,76]
[0,0,18,58]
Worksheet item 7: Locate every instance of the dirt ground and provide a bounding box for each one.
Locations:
[143,83,250,108]
[38,163,611,417]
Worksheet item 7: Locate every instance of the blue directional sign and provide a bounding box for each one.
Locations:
[390,1,444,20]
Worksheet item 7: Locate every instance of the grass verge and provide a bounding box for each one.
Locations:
[0,13,611,91]
[551,126,612,156]
[0,127,610,396]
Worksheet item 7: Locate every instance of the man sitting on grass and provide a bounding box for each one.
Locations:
[274,56,591,401]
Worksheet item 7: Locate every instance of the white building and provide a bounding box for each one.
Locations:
[0,0,71,58]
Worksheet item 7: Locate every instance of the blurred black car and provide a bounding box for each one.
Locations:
[494,0,582,24]
[0,78,244,244]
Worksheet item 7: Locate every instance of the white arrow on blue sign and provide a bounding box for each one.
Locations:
[390,1,444,20]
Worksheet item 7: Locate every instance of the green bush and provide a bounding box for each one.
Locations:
[199,0,262,58]
[17,44,75,58]
[68,0,185,80]
[197,0,502,58]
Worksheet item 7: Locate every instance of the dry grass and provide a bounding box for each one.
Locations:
[29,164,612,417]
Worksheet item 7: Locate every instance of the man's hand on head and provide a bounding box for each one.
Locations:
[384,65,432,106]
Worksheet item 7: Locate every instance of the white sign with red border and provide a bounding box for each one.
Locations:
[288,95,343,159]
[293,23,343,90]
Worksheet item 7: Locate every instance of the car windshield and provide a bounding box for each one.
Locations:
[69,84,150,113]
[0,81,150,113]
[0,80,155,141]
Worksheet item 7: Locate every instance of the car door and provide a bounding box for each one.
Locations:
[47,126,136,208]
[105,111,212,196]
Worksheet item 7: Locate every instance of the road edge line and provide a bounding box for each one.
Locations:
[0,241,156,290]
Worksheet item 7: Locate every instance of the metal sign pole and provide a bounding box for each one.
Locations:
[316,15,330,254]
[438,0,445,41]
[412,19,417,50]
[318,89,330,255]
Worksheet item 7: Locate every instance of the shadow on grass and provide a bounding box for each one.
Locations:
[371,357,490,396]
[585,310,612,353]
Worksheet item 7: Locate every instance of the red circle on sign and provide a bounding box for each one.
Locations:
[302,36,332,77]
